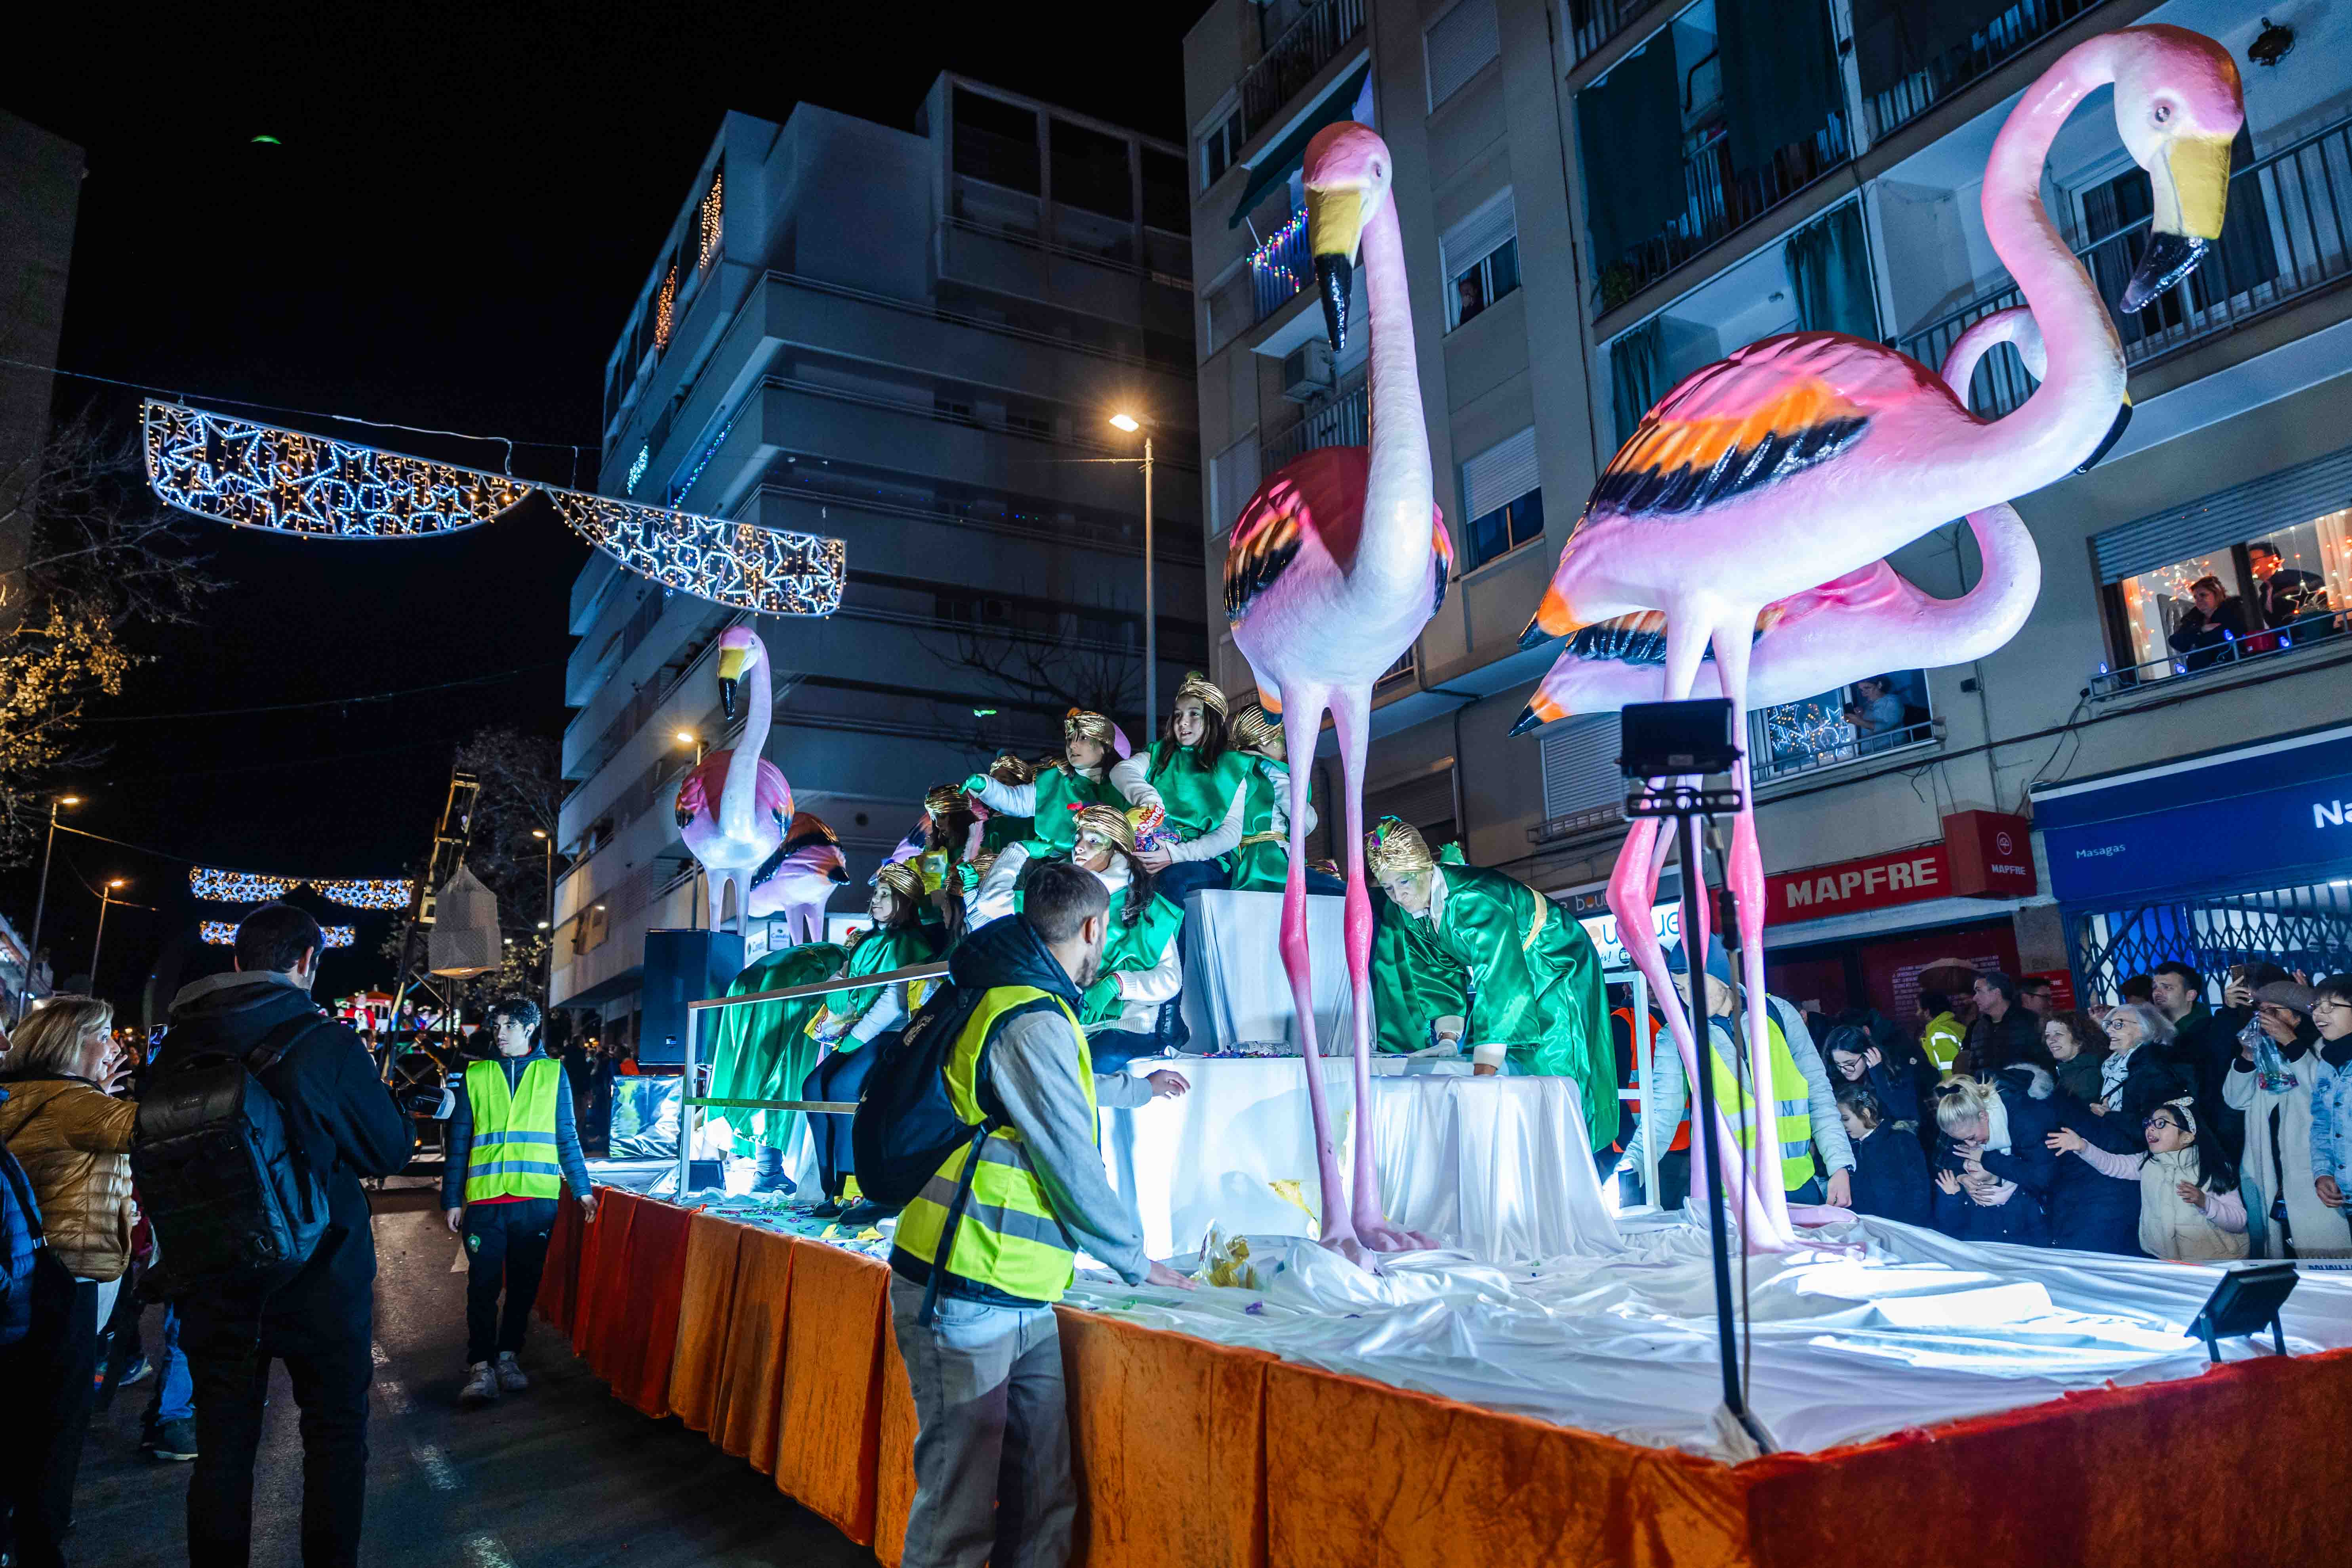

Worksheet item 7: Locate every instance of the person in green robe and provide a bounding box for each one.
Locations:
[1363,818,1618,1149]
[704,939,848,1189]
[1065,803,1186,1072]
[1135,673,1252,909]
[1223,706,1347,896]
[801,860,945,1216]
[961,709,1165,917]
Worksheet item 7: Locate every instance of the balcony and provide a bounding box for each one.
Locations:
[1233,0,1367,152]
[1896,113,2352,417]
[1750,670,1938,785]
[1252,209,1309,323]
[1259,378,1366,476]
[1853,0,2108,146]
[1566,0,1656,69]
[2090,603,2349,700]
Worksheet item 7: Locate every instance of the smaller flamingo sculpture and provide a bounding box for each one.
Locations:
[675,625,791,932]
[748,811,850,945]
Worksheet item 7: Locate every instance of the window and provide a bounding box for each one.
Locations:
[1441,192,1519,329]
[1538,716,1624,838]
[1210,433,1261,539]
[1425,0,1500,112]
[1366,766,1458,854]
[1460,427,1542,569]
[1752,671,1933,780]
[954,88,1040,193]
[1198,105,1245,190]
[1141,148,1189,233]
[1051,119,1133,221]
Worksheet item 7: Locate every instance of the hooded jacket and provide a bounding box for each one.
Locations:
[0,1072,136,1280]
[162,970,414,1297]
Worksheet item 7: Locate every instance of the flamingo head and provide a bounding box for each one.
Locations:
[2109,26,2244,312]
[714,625,764,719]
[1302,122,1395,353]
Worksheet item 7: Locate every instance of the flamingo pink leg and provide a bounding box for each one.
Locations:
[1276,688,1363,1258]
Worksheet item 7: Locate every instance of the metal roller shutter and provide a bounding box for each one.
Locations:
[1463,425,1540,521]
[1425,0,1501,111]
[2093,444,2352,584]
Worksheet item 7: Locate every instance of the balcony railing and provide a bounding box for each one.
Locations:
[1859,0,2106,145]
[1897,114,2352,417]
[1252,210,1310,323]
[1260,379,1367,476]
[1752,718,1937,785]
[1235,0,1366,150]
[1593,118,1852,316]
[1567,0,1654,69]
[2091,604,2349,700]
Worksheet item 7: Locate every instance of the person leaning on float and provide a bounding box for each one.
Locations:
[1613,938,1855,1208]
[1361,819,1618,1149]
[1222,705,1344,896]
[960,709,1164,920]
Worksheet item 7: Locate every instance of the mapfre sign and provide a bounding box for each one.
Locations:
[1767,846,1950,921]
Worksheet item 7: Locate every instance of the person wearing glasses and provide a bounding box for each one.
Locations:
[2223,981,2348,1259]
[2046,1097,2247,1262]
[2300,977,2352,1239]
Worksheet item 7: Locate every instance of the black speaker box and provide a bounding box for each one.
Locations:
[637,927,745,1065]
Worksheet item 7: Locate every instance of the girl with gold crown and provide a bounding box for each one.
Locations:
[1136,673,1254,905]
[800,859,946,1217]
[959,709,1164,924]
[1362,819,1618,1148]
[1224,705,1343,896]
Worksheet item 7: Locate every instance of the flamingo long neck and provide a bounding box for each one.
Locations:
[719,644,772,840]
[1925,503,2042,657]
[1971,36,2128,482]
[1353,196,1435,601]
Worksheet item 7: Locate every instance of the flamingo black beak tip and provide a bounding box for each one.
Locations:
[1509,704,1544,738]
[1315,255,1350,353]
[719,676,739,720]
[1517,615,1551,652]
[2119,233,2206,314]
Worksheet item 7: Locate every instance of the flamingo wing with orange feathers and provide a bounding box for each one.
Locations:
[1224,445,1452,627]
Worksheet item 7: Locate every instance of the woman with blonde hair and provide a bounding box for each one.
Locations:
[1929,1072,2054,1245]
[0,995,137,1564]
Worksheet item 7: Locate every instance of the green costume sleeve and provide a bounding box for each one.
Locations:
[1084,892,1184,1025]
[705,942,847,1153]
[831,925,941,1031]
[1369,897,1468,1054]
[1439,868,1618,1145]
[1229,759,1294,893]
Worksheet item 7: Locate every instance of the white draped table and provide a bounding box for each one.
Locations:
[1095,1057,1619,1264]
[1178,889,1356,1051]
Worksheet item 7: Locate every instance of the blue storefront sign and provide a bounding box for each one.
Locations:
[2033,725,2352,905]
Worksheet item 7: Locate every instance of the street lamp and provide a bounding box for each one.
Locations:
[13,794,80,1022]
[675,730,705,764]
[91,878,128,992]
[1108,412,1157,728]
[531,827,556,999]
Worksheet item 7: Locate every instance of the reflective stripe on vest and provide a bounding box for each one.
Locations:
[1706,1018,1818,1194]
[464,1058,564,1202]
[892,985,1096,1303]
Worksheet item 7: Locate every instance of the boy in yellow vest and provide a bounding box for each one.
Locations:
[442,997,597,1406]
[888,858,1192,1568]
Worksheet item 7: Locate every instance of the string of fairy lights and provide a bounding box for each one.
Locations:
[142,400,844,617]
[1247,209,1308,289]
[199,920,353,948]
[189,867,412,909]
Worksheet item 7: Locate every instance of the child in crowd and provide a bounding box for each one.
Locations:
[1825,1025,1921,1136]
[2047,1097,2247,1263]
[1835,1082,1930,1228]
[1930,1075,2053,1245]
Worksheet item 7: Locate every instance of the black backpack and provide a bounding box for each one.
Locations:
[851,979,994,1211]
[133,1014,332,1284]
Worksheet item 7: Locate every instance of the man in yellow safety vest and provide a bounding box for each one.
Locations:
[442,996,597,1406]
[888,857,1193,1568]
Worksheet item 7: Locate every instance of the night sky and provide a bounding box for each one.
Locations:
[3,0,1206,1014]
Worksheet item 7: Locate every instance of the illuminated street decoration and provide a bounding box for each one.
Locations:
[313,878,413,911]
[144,401,843,615]
[625,443,649,495]
[191,867,299,902]
[323,925,355,948]
[199,921,237,945]
[697,165,724,270]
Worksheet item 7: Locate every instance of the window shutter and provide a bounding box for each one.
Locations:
[1439,189,1517,281]
[1425,0,1501,111]
[1462,425,1540,521]
[1366,766,1457,835]
[1541,716,1624,822]
[2093,444,2352,583]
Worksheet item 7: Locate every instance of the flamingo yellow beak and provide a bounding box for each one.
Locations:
[1307,186,1365,353]
[2123,133,2231,312]
[717,644,747,718]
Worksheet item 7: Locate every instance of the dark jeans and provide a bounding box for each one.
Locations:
[0,1253,98,1568]
[181,1243,374,1568]
[1149,859,1229,1052]
[804,1042,888,1200]
[461,1198,558,1366]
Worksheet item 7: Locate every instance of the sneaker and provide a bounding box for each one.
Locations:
[117,1357,154,1388]
[806,1198,846,1219]
[459,1362,500,1406]
[143,1418,198,1462]
[494,1353,529,1394]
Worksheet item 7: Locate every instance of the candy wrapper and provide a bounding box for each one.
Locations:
[1128,802,1172,854]
[1191,1223,1263,1291]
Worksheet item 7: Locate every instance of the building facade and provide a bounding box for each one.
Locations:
[553,78,1205,1034]
[1182,0,2352,1016]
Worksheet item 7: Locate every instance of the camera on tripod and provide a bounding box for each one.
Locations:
[1616,699,1744,818]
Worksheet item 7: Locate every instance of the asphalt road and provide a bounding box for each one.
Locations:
[68,1182,874,1568]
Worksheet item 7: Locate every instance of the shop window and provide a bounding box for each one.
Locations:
[1752,669,1932,781]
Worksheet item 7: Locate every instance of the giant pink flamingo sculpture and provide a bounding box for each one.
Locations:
[748,811,850,944]
[676,625,791,933]
[1224,122,1454,1261]
[1519,26,2242,1250]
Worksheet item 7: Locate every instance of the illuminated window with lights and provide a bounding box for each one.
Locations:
[2094,449,2352,693]
[1460,426,1542,570]
[1754,670,1933,781]
[1441,191,1519,330]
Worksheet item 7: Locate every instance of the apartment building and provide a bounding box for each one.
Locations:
[552,78,1205,1033]
[1182,0,2352,1013]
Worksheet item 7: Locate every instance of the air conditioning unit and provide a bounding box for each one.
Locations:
[1281,340,1334,403]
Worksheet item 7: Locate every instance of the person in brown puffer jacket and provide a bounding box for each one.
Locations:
[0,994,135,1568]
